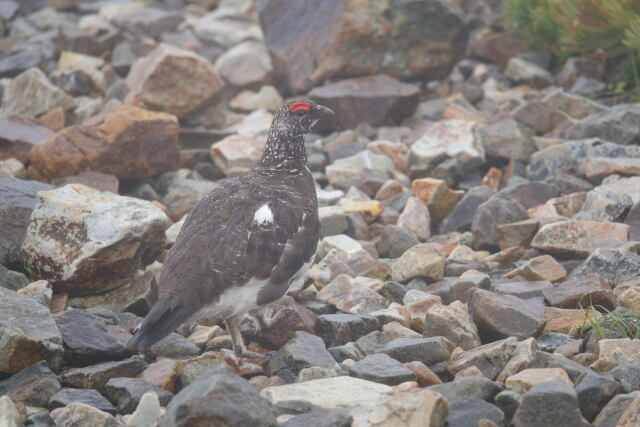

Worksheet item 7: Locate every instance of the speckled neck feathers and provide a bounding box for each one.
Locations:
[260,113,308,167]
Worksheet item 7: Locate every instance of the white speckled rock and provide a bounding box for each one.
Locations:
[22,184,171,296]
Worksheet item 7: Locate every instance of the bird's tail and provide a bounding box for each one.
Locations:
[127,299,194,349]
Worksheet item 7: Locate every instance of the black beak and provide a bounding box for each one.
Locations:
[314,105,334,119]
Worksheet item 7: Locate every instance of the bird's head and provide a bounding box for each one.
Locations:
[271,98,334,136]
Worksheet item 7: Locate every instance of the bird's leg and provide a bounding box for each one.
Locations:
[224,315,264,358]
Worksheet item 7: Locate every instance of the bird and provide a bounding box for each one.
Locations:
[128,99,334,357]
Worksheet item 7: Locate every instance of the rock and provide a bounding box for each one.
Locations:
[113,8,183,38]
[309,75,419,129]
[396,196,431,241]
[566,104,640,146]
[594,392,640,427]
[391,243,445,282]
[422,301,480,350]
[505,57,553,89]
[611,363,640,393]
[469,288,546,341]
[468,30,528,68]
[537,333,579,353]
[348,353,416,386]
[22,184,170,295]
[339,199,385,224]
[215,40,272,88]
[528,351,595,383]
[258,0,467,93]
[0,68,75,118]
[471,194,528,249]
[261,376,392,412]
[512,380,588,427]
[162,178,217,221]
[318,206,348,238]
[505,255,567,283]
[575,373,624,422]
[352,389,448,427]
[125,44,224,117]
[579,157,640,181]
[210,134,264,176]
[103,377,173,414]
[0,361,61,407]
[542,274,617,311]
[492,280,554,300]
[268,331,337,376]
[574,189,632,222]
[0,288,63,374]
[531,220,629,258]
[59,356,146,391]
[54,309,131,366]
[49,388,116,414]
[378,337,454,366]
[411,178,462,223]
[428,376,503,404]
[29,105,179,181]
[0,158,26,179]
[447,337,518,380]
[409,120,485,175]
[230,86,283,112]
[528,138,640,182]
[506,368,573,395]
[161,373,276,426]
[502,182,560,210]
[441,185,495,233]
[149,333,200,359]
[0,116,53,164]
[316,314,379,347]
[556,57,605,89]
[52,171,119,194]
[0,395,23,427]
[478,118,535,161]
[0,177,54,268]
[376,225,419,258]
[570,247,640,287]
[542,90,607,121]
[281,408,352,427]
[123,391,162,427]
[50,402,119,427]
[317,275,387,315]
[495,218,544,250]
[447,398,505,427]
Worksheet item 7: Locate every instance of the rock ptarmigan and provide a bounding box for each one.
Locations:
[128,99,333,356]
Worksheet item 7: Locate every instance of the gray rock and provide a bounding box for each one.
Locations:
[50,401,119,427]
[161,373,277,427]
[315,314,380,347]
[569,247,640,288]
[428,376,503,404]
[505,57,553,88]
[49,388,116,415]
[0,177,54,268]
[592,391,640,427]
[124,391,162,427]
[348,353,417,386]
[328,342,364,362]
[0,288,63,374]
[0,68,75,118]
[318,206,348,238]
[177,358,234,390]
[162,178,217,221]
[425,276,491,305]
[574,190,632,222]
[492,280,554,300]
[268,331,337,376]
[471,194,528,249]
[469,289,546,341]
[500,181,559,209]
[113,8,184,39]
[149,332,201,359]
[440,185,495,233]
[528,351,595,382]
[447,398,505,427]
[512,380,588,427]
[54,309,132,366]
[0,395,24,427]
[0,362,61,407]
[575,373,623,421]
[58,356,146,391]
[103,377,173,414]
[378,337,454,365]
[566,104,640,145]
[0,264,29,291]
[537,333,579,353]
[478,118,535,161]
[495,390,522,423]
[281,408,352,427]
[611,363,640,393]
[215,40,272,88]
[541,274,617,311]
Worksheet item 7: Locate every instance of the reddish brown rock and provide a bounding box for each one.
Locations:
[468,29,529,68]
[542,274,618,311]
[481,167,502,190]
[309,75,420,130]
[412,178,462,223]
[125,44,225,118]
[259,0,468,93]
[542,307,586,335]
[531,220,629,258]
[578,157,640,181]
[28,106,179,181]
[0,116,53,163]
[504,255,567,283]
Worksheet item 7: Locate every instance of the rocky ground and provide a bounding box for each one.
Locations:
[1,0,640,426]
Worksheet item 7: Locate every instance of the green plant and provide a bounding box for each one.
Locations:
[580,305,640,340]
[502,0,640,91]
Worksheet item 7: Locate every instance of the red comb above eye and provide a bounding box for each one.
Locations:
[290,102,311,113]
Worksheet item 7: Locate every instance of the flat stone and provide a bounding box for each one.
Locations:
[447,398,505,427]
[281,408,351,427]
[54,309,131,366]
[0,68,75,118]
[528,351,595,383]
[391,243,445,282]
[492,280,554,300]
[261,376,392,412]
[505,255,567,283]
[351,389,449,427]
[229,86,283,113]
[428,376,503,404]
[59,356,146,391]
[310,74,419,129]
[579,157,640,181]
[566,104,640,146]
[570,247,640,287]
[411,178,462,223]
[50,402,119,427]
[22,184,170,295]
[0,288,63,374]
[348,353,417,386]
[29,105,180,181]
[49,388,116,414]
[210,134,264,177]
[103,377,173,414]
[512,380,588,427]
[542,274,617,311]
[378,337,454,365]
[317,275,387,315]
[268,331,337,376]
[315,314,380,347]
[469,289,547,341]
[0,361,61,407]
[339,199,384,224]
[574,189,632,222]
[422,301,480,350]
[125,43,224,117]
[506,368,573,394]
[531,220,629,258]
[447,337,519,380]
[0,116,53,164]
[149,332,201,359]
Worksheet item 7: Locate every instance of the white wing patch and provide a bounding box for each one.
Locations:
[253,204,274,224]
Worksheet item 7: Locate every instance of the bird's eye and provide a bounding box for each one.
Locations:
[296,109,307,117]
